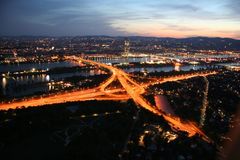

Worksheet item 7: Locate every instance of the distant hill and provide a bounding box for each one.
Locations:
[178,37,240,50]
[1,35,240,51]
[126,36,240,51]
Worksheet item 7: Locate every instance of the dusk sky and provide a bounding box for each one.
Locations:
[0,0,240,39]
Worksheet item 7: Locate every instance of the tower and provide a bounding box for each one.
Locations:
[13,50,17,57]
[123,40,130,57]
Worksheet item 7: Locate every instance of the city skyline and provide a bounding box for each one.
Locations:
[0,0,240,39]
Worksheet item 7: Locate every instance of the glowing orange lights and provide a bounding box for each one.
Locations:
[0,56,216,143]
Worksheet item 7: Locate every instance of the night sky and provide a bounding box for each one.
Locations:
[0,0,239,39]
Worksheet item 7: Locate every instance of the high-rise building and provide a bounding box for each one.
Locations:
[122,40,130,57]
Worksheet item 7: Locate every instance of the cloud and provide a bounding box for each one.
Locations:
[150,3,200,12]
[224,0,240,20]
[0,0,126,36]
[0,0,239,39]
[161,24,197,32]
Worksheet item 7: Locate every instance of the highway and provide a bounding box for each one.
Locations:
[0,88,130,110]
[75,56,214,142]
[144,72,217,87]
[0,56,217,142]
[200,76,209,127]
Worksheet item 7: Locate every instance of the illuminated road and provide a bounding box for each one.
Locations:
[0,56,217,142]
[200,76,209,127]
[143,72,217,87]
[0,88,129,110]
[75,57,214,142]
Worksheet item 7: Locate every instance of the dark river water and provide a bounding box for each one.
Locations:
[0,59,218,98]
[0,61,77,73]
[0,61,105,98]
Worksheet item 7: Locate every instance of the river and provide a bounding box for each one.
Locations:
[0,59,221,98]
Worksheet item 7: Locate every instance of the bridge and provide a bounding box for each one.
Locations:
[0,56,218,143]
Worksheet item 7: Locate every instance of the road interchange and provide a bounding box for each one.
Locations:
[0,56,218,143]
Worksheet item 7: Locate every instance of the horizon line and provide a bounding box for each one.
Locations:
[0,35,240,40]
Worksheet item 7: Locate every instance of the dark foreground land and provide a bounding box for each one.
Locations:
[0,100,136,160]
[0,71,239,160]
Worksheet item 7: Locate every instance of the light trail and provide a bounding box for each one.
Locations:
[200,76,209,127]
[0,88,129,110]
[144,72,217,88]
[0,56,218,143]
[76,57,214,142]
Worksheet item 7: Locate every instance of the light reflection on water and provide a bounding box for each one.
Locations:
[0,59,219,98]
[174,65,180,71]
[2,77,7,95]
[0,61,77,73]
[0,70,106,97]
[46,75,50,81]
[123,64,209,73]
